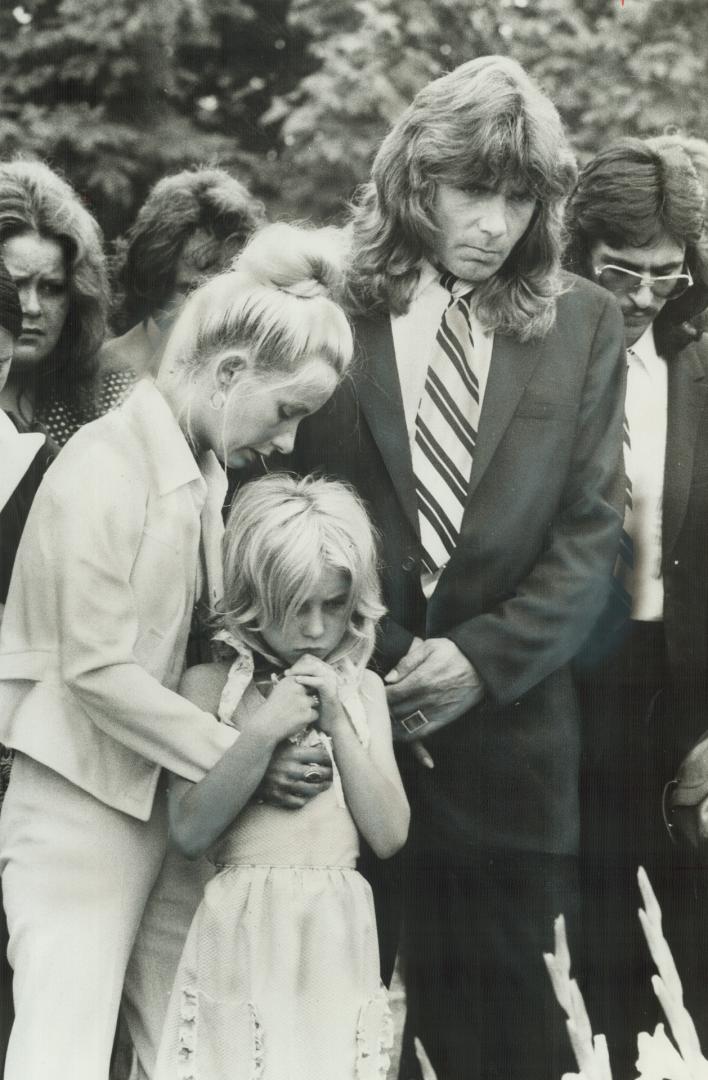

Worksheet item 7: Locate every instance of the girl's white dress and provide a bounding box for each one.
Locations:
[154,646,392,1080]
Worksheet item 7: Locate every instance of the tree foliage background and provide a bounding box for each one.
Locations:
[0,0,705,241]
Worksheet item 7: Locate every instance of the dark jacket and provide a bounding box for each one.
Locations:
[0,416,54,605]
[294,272,626,856]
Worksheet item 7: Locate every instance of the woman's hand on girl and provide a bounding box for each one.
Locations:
[255,742,333,809]
[285,655,346,736]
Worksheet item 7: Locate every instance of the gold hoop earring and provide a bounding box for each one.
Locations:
[210,389,226,411]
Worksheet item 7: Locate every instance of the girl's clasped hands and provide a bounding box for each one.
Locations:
[246,671,319,745]
[285,653,347,737]
[241,654,348,748]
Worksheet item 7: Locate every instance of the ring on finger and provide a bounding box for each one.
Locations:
[303,763,323,783]
[397,709,429,736]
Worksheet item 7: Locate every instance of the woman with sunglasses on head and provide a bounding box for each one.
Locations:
[0,222,352,1080]
[565,136,708,1074]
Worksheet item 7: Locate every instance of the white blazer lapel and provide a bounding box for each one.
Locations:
[199,450,228,608]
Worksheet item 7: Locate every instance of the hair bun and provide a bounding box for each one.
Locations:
[279,277,328,300]
[234,222,349,306]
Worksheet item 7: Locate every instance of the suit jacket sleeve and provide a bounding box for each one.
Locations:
[445,293,626,707]
[41,447,235,780]
[376,613,417,670]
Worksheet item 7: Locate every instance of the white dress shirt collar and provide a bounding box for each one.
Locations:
[628,323,661,370]
[412,260,477,300]
[624,324,667,621]
[412,260,439,298]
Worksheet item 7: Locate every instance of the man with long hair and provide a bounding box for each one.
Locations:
[568,136,708,1074]
[295,56,626,1079]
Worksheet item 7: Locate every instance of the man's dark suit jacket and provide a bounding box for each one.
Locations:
[295,272,626,858]
[579,332,708,779]
[659,336,708,766]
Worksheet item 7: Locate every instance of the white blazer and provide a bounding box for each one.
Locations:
[0,379,235,820]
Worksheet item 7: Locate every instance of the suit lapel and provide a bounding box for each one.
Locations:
[353,314,420,534]
[354,316,546,536]
[663,342,707,558]
[465,329,544,502]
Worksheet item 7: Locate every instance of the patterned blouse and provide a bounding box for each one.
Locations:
[36,367,137,447]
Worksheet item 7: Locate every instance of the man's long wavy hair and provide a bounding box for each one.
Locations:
[346,56,577,341]
[0,159,109,404]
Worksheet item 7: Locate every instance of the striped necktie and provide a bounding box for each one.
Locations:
[612,354,635,616]
[412,271,480,576]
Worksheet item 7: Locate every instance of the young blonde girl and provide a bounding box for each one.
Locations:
[154,472,410,1080]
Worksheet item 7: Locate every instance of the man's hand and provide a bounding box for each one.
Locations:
[255,740,333,809]
[385,636,484,742]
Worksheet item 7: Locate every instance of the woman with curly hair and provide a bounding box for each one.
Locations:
[102,166,266,379]
[0,158,118,448]
[0,254,31,1078]
[0,160,115,1071]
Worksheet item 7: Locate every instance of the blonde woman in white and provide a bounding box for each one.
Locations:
[0,223,352,1080]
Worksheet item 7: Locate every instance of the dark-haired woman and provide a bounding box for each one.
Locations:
[0,160,125,1070]
[0,159,125,448]
[0,253,42,606]
[0,254,42,1076]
